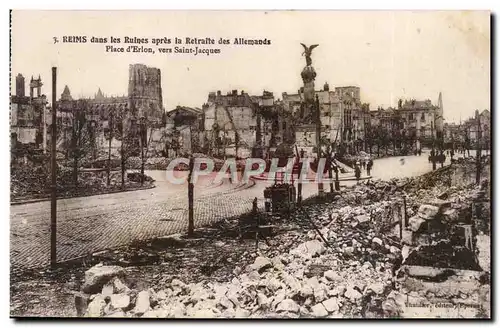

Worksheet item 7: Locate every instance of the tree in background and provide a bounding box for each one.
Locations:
[138,117,156,186]
[364,125,374,155]
[116,117,130,188]
[68,100,92,188]
[162,128,180,158]
[464,129,471,157]
[373,125,388,157]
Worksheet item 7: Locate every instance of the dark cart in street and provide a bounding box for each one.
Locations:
[264,183,296,214]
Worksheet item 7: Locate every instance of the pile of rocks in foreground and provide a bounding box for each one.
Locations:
[76,179,411,318]
[76,169,488,319]
[78,237,398,318]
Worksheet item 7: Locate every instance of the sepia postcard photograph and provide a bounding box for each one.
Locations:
[9,9,491,319]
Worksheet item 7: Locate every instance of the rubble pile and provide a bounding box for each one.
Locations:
[11,162,154,201]
[79,237,397,319]
[400,177,490,272]
[74,161,489,319]
[79,189,408,318]
[10,164,78,198]
[126,157,143,170]
[128,157,173,170]
[124,154,225,170]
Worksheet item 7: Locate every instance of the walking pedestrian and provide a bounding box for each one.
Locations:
[366,160,372,176]
[440,151,446,168]
[355,163,361,183]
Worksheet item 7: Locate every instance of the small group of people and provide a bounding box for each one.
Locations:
[354,158,373,182]
[428,149,447,167]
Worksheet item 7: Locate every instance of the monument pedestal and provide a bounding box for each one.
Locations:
[295,123,317,156]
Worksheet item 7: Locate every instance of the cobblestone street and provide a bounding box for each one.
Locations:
[10,153,453,270]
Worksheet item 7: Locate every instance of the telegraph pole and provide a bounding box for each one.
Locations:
[43,103,47,154]
[475,110,482,185]
[140,118,145,186]
[431,122,437,170]
[315,94,324,196]
[50,67,57,268]
[187,156,195,236]
[107,110,113,186]
[295,145,302,205]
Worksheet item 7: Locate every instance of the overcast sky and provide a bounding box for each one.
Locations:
[11,10,490,123]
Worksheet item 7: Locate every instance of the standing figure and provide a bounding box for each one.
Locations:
[355,162,361,183]
[367,160,373,176]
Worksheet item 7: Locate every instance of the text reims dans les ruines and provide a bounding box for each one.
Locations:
[54,36,272,56]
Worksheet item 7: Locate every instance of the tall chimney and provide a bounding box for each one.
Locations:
[16,74,25,97]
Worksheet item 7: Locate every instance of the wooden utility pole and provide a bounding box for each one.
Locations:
[334,165,340,191]
[187,156,195,236]
[403,195,408,227]
[295,145,302,206]
[50,67,57,268]
[431,122,437,171]
[107,111,113,186]
[140,118,145,186]
[327,146,334,193]
[255,104,263,158]
[450,133,455,163]
[399,203,403,239]
[476,110,482,185]
[315,95,324,196]
[223,128,227,160]
[120,129,125,189]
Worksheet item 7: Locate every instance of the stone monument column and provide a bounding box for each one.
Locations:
[295,43,320,153]
[300,43,319,122]
[301,66,317,122]
[294,43,324,195]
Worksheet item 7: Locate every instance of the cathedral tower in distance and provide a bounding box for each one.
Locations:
[128,64,164,125]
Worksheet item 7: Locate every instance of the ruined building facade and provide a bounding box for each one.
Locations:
[369,94,444,150]
[56,64,166,159]
[198,90,294,158]
[10,74,48,156]
[126,64,164,127]
[283,83,370,154]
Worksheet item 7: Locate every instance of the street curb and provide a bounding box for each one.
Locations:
[10,185,156,206]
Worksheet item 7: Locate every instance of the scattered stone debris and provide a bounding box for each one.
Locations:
[75,164,490,318]
[11,160,490,318]
[82,265,125,294]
